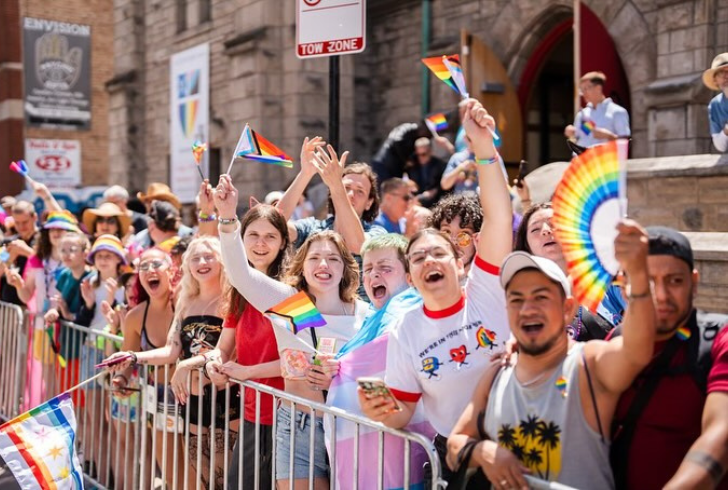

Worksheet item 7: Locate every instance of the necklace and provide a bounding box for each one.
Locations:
[517,369,550,388]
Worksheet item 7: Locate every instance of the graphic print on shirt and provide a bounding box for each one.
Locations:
[448,345,470,369]
[474,326,498,350]
[416,321,500,381]
[420,357,442,379]
[181,321,221,356]
[498,415,562,481]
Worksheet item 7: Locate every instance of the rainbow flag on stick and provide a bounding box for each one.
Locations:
[264,291,327,354]
[0,392,84,489]
[226,124,293,174]
[422,54,468,98]
[425,113,448,135]
[581,119,596,136]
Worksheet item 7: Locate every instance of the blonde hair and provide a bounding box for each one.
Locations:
[283,230,359,304]
[173,236,229,321]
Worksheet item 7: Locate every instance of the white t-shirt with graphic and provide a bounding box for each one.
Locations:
[385,256,509,436]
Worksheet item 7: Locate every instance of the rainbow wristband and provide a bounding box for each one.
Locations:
[198,212,217,222]
[475,153,499,166]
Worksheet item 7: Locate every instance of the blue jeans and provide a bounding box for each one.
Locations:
[275,405,328,480]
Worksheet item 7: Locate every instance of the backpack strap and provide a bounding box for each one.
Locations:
[610,335,682,489]
[581,348,605,443]
[694,311,728,393]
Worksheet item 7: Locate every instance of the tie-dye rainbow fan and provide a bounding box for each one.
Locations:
[552,141,626,312]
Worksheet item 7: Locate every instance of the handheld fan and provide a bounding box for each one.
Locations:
[191,141,207,180]
[552,141,625,312]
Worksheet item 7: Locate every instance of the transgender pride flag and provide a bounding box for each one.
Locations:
[325,289,435,490]
[0,393,83,489]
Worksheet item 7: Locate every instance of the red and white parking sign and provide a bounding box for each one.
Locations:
[24,139,81,188]
[296,0,366,59]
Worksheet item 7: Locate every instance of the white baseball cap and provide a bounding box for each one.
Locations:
[499,251,572,296]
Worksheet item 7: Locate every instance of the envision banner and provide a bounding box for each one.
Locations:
[169,43,210,203]
[22,17,92,129]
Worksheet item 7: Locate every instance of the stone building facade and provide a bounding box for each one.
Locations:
[0,0,114,197]
[107,0,727,200]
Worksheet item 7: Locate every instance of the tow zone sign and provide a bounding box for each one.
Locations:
[296,0,366,58]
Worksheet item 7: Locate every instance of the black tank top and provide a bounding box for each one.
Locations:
[179,315,224,360]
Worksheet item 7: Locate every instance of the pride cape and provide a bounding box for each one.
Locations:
[325,289,435,490]
[0,392,84,489]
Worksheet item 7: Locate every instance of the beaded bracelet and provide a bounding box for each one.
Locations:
[198,212,217,222]
[218,216,238,225]
[475,153,499,165]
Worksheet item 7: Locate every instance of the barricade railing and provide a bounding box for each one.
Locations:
[0,301,27,422]
[5,307,572,490]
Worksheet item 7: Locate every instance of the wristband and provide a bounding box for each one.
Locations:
[627,290,651,301]
[218,216,238,225]
[203,359,214,380]
[198,212,217,223]
[475,153,499,165]
[128,351,138,365]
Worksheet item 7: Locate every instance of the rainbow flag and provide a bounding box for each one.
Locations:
[581,119,595,136]
[425,113,448,134]
[0,392,84,489]
[235,124,293,168]
[265,291,326,335]
[422,54,468,98]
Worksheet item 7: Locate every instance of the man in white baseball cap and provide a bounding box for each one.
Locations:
[704,52,728,152]
[448,219,656,490]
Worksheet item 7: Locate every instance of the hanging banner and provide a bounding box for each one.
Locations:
[24,138,82,188]
[22,17,92,130]
[169,43,210,203]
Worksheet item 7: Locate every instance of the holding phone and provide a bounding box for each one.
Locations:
[95,353,133,369]
[357,377,402,412]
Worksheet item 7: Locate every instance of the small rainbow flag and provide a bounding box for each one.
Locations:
[227,124,293,173]
[555,376,568,397]
[425,113,448,134]
[422,54,468,98]
[0,392,84,489]
[192,141,207,164]
[676,326,691,341]
[265,291,327,335]
[581,120,596,136]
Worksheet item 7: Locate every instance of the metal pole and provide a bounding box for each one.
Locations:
[573,0,581,115]
[329,56,340,151]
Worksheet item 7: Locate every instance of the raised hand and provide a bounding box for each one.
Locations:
[197,179,215,215]
[300,136,327,177]
[312,145,349,189]
[462,99,497,157]
[80,278,95,308]
[614,219,649,278]
[103,277,119,304]
[213,174,239,220]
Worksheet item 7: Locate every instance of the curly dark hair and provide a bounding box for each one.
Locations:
[513,202,552,253]
[327,162,380,223]
[429,193,483,232]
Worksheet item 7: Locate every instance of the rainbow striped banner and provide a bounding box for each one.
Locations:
[0,392,83,489]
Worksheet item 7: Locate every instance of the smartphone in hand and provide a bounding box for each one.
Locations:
[357,377,402,412]
[95,353,133,369]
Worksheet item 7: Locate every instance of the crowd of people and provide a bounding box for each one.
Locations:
[0,82,726,490]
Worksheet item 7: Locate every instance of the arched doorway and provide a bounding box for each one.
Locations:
[518,4,631,166]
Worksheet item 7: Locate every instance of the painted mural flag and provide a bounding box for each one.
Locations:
[0,392,84,489]
[424,113,448,135]
[552,141,623,312]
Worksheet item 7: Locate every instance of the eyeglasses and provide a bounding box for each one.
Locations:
[390,193,413,202]
[96,217,118,225]
[60,246,81,255]
[190,254,217,265]
[406,246,454,266]
[138,259,168,272]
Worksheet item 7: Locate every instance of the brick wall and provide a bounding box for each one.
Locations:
[18,0,114,187]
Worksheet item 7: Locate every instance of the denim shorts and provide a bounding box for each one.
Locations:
[275,405,328,480]
[80,344,106,390]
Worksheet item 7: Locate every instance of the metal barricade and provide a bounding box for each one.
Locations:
[0,301,27,422]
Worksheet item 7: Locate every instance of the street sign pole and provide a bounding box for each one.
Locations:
[329,56,340,151]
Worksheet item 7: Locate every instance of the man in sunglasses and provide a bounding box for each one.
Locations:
[375,178,413,234]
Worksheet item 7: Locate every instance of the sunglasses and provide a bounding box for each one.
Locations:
[138,259,168,272]
[96,217,118,225]
[391,193,413,202]
[453,231,473,248]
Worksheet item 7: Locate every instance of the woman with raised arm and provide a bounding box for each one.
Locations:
[200,203,289,490]
[214,170,368,490]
